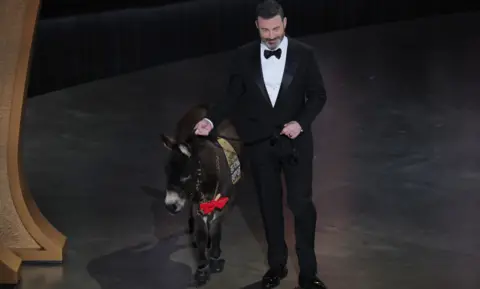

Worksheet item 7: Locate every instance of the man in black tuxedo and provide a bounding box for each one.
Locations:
[194,1,327,288]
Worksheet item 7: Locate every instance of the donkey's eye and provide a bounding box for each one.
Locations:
[180,175,191,182]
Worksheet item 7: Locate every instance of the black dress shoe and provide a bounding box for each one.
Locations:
[298,276,327,289]
[262,266,288,289]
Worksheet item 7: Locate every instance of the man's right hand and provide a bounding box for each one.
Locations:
[194,118,213,136]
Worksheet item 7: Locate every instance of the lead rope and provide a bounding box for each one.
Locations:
[207,130,298,166]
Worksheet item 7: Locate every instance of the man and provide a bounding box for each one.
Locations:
[194,1,327,288]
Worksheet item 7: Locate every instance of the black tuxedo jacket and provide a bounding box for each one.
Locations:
[206,37,327,144]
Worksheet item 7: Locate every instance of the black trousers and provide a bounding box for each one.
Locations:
[247,131,317,278]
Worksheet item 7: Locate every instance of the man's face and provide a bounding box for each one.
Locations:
[256,15,287,50]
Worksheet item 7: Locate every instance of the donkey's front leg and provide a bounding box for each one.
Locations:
[193,217,210,286]
[188,208,197,248]
[209,217,225,273]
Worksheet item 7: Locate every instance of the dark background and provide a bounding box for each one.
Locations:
[28,0,480,97]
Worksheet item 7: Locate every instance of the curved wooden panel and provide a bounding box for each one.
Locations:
[0,244,21,284]
[0,0,67,277]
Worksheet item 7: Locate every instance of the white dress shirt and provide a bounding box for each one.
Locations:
[204,37,288,128]
[260,36,288,107]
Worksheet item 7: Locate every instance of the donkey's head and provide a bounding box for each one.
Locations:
[161,134,201,214]
[161,133,224,215]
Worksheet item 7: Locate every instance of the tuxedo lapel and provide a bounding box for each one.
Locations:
[277,42,298,104]
[250,45,272,106]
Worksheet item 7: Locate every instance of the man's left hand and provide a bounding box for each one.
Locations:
[281,121,303,139]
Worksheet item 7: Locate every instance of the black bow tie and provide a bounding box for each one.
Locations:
[264,48,282,59]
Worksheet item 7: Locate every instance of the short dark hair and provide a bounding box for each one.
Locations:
[256,0,284,19]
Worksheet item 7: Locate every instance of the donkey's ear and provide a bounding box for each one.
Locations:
[161,134,175,150]
[178,143,192,158]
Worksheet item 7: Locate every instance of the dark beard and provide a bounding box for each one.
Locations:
[263,34,284,49]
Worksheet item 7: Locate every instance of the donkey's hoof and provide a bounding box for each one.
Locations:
[191,240,197,248]
[194,265,210,286]
[209,258,225,273]
[190,235,197,248]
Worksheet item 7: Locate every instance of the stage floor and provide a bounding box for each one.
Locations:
[17,11,480,289]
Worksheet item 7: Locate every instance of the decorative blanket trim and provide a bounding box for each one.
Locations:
[216,137,241,185]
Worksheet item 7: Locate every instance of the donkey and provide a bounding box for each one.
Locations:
[160,104,243,286]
